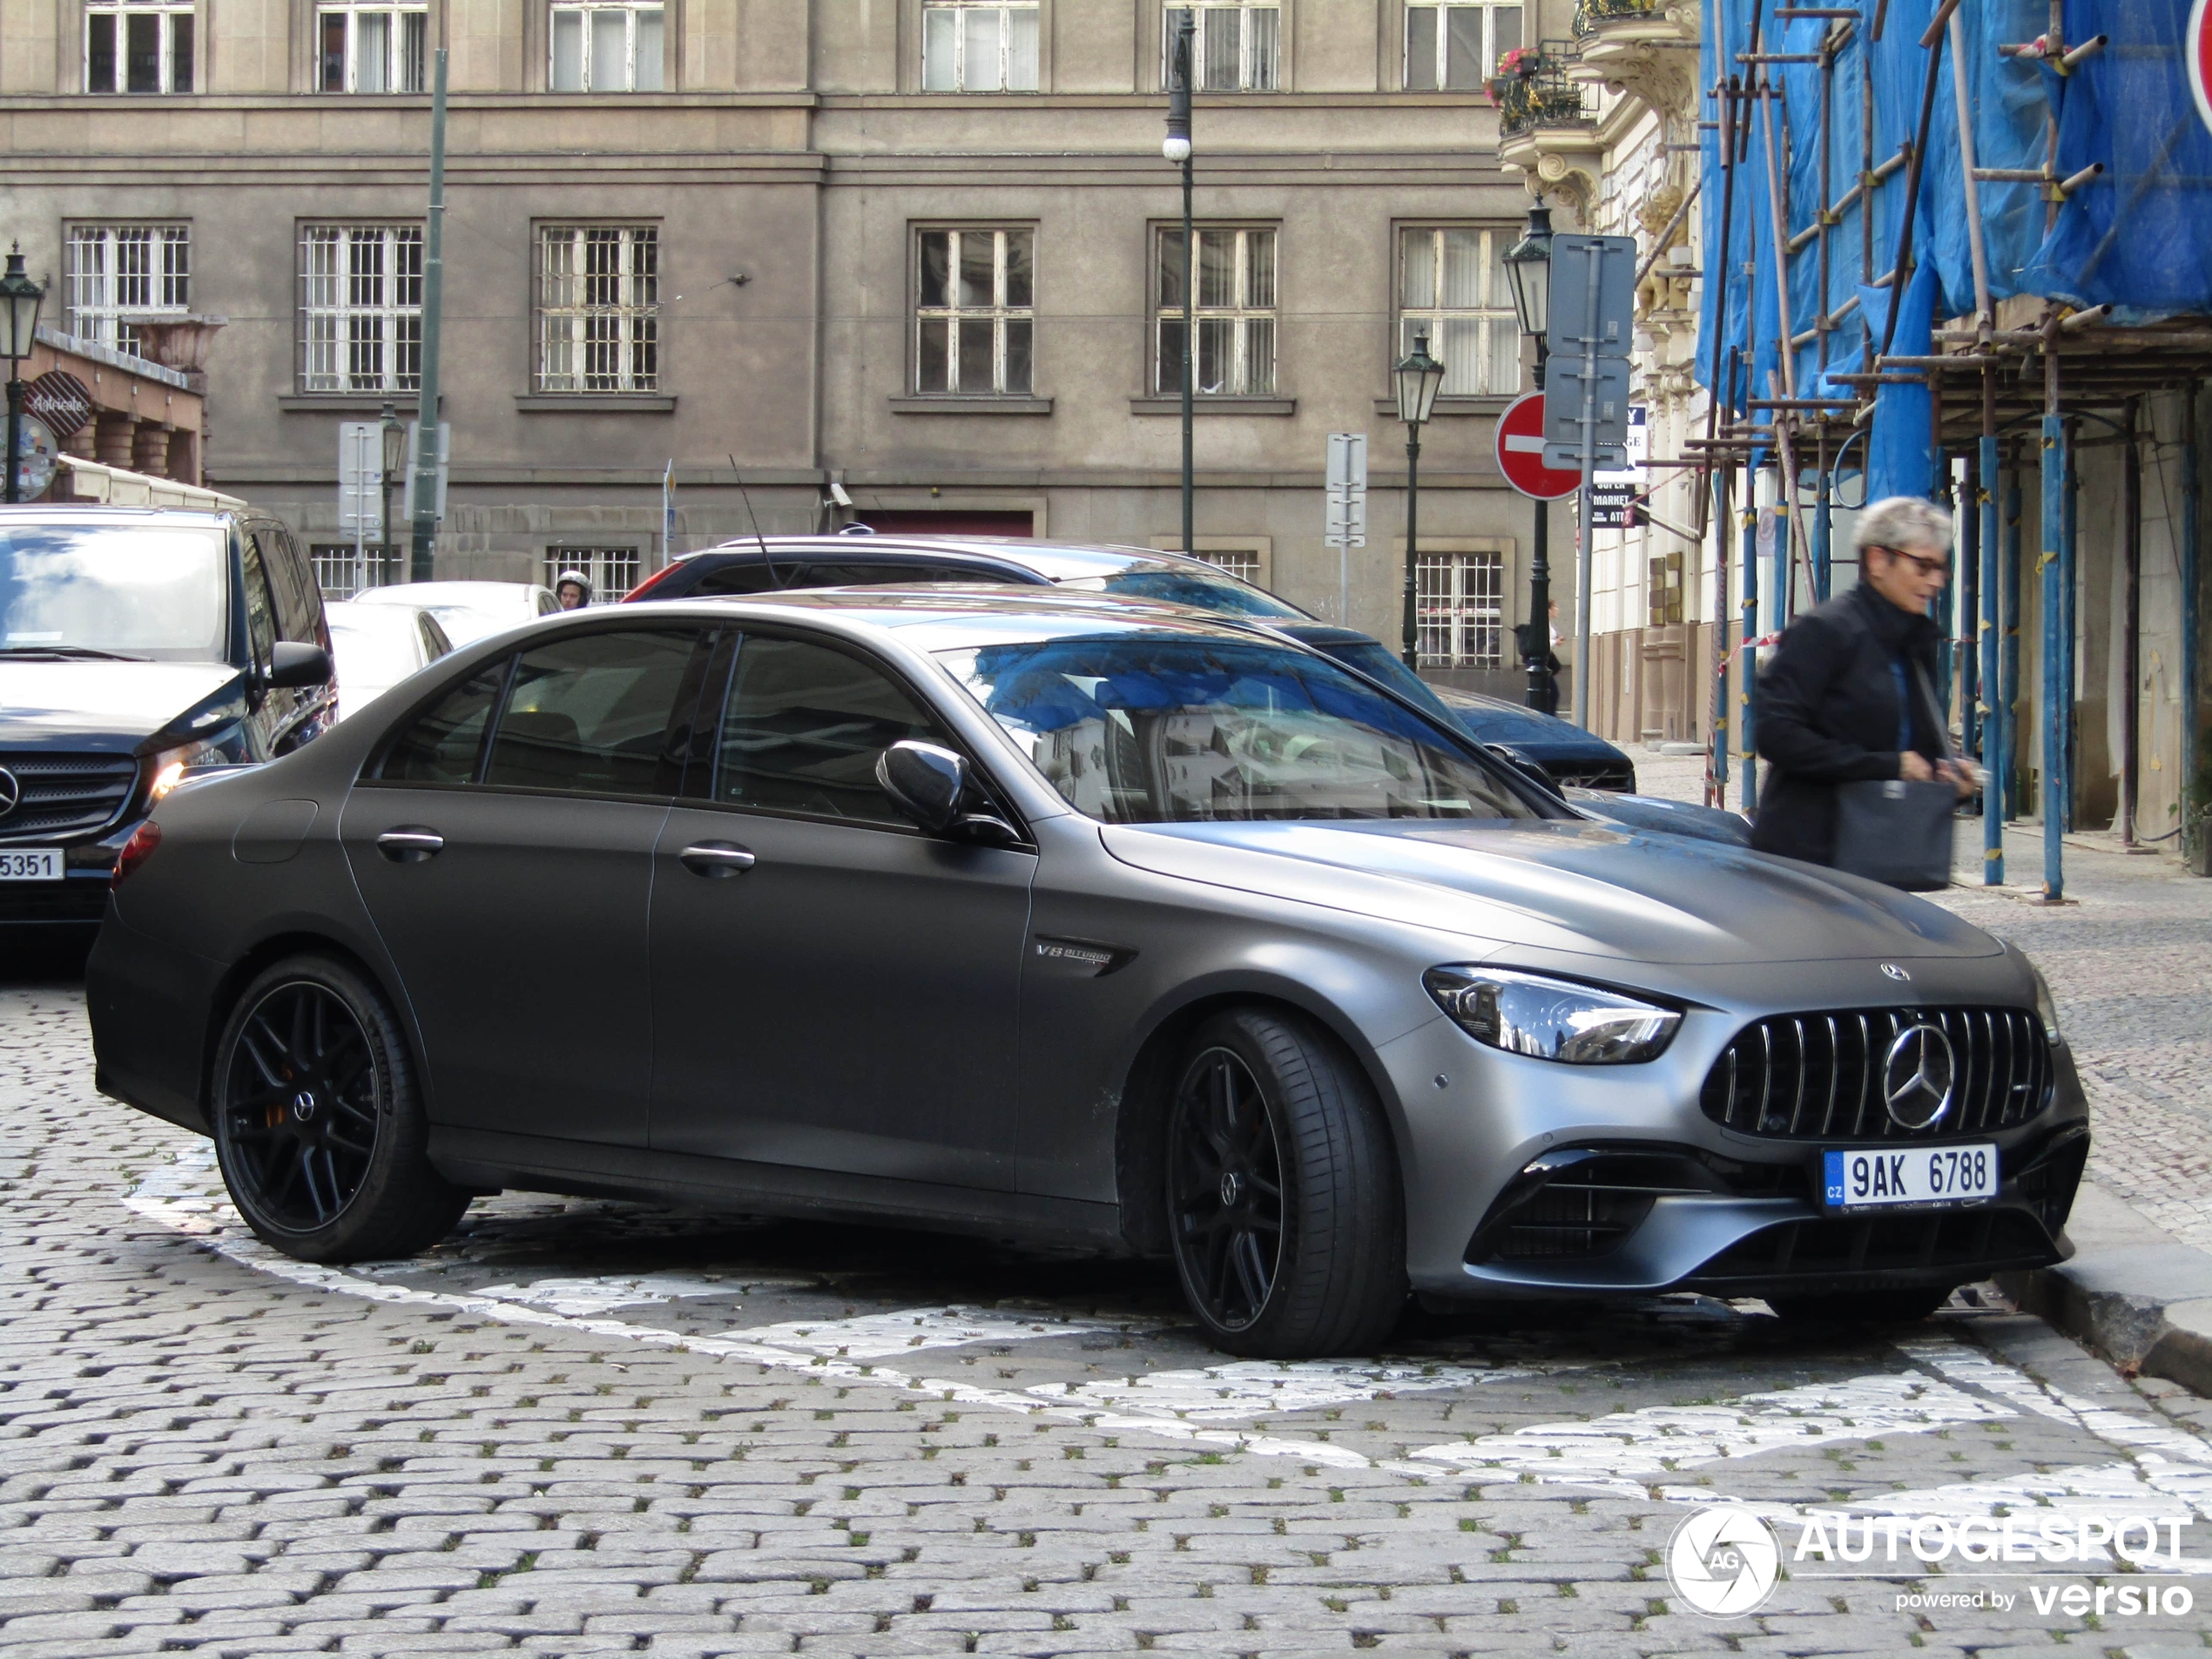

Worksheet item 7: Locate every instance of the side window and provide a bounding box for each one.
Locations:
[239,536,278,668]
[714,635,947,825]
[692,559,782,597]
[482,630,698,795]
[376,663,507,783]
[257,529,319,643]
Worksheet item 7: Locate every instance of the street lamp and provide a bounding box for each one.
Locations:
[1163,14,1196,556]
[379,401,407,590]
[1503,204,1557,712]
[1393,331,1447,671]
[1,246,47,506]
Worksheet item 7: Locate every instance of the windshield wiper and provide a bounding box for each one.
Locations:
[0,645,153,662]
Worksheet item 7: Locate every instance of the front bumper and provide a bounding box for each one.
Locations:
[0,819,135,926]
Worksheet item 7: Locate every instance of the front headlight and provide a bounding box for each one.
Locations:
[144,738,231,805]
[2028,962,2061,1044]
[1424,966,1683,1065]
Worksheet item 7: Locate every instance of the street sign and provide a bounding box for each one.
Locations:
[1544,233,1637,359]
[1494,392,1579,500]
[338,422,384,537]
[1324,433,1367,546]
[1542,355,1631,469]
[401,421,450,523]
[1590,482,1638,529]
[24,372,94,440]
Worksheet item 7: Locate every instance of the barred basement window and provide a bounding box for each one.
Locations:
[1156,226,1276,396]
[84,0,193,93]
[312,544,399,602]
[317,2,428,92]
[64,225,189,354]
[921,2,1039,91]
[915,228,1034,395]
[1405,2,1519,91]
[1399,226,1519,396]
[1192,549,1261,585]
[543,548,642,603]
[1163,3,1278,92]
[550,2,664,91]
[536,226,659,394]
[1416,550,1504,669]
[298,224,423,394]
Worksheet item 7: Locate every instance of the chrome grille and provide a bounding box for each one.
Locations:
[1699,1006,2051,1140]
[0,752,140,841]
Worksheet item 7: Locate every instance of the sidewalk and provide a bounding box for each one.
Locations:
[1631,749,2212,1393]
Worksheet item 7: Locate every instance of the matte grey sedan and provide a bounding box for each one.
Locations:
[86,590,2089,1357]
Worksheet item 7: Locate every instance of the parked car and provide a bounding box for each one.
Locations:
[354,580,558,647]
[0,505,334,927]
[625,536,1642,792]
[88,587,2086,1357]
[326,601,454,720]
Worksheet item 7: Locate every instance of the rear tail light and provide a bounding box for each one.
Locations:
[622,563,684,603]
[112,819,162,887]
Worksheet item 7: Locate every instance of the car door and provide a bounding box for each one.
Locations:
[341,624,712,1149]
[649,628,1034,1191]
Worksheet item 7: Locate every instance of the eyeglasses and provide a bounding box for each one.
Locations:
[1870,545,1951,580]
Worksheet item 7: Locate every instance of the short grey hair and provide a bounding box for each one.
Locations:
[1853,496,1953,557]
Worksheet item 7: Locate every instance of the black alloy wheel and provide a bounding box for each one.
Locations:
[1169,1046,1286,1332]
[1163,1008,1407,1358]
[211,955,470,1262]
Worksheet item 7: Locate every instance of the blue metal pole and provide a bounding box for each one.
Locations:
[2003,458,2022,819]
[1813,461,1833,603]
[2060,421,2079,832]
[1961,458,1981,761]
[2041,416,2066,900]
[2186,388,2202,864]
[1711,467,1731,806]
[1741,492,1760,814]
[1979,435,2003,885]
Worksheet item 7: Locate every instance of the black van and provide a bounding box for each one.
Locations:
[0,506,334,927]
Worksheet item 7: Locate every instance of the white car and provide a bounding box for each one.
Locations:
[325,601,454,720]
[353,580,560,647]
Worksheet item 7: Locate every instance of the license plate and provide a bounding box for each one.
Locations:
[1823,1143,1998,1209]
[0,848,63,881]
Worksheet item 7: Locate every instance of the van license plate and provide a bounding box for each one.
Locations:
[1824,1144,1998,1209]
[0,848,64,881]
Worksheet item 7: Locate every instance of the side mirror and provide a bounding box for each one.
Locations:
[267,641,333,689]
[876,739,1023,845]
[1483,742,1563,799]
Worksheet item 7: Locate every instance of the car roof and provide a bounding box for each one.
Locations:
[678,536,1199,583]
[354,581,549,605]
[0,504,239,528]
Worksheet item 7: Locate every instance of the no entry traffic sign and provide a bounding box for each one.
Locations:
[1494,391,1580,501]
[2192,0,2212,137]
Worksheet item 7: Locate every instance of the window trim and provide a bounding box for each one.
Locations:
[63,222,190,354]
[1393,221,1522,401]
[546,0,669,93]
[1156,0,1287,93]
[314,0,431,93]
[1150,220,1281,400]
[295,220,427,396]
[911,224,1038,399]
[918,0,1042,93]
[533,221,662,396]
[1399,0,1519,92]
[1405,539,1512,671]
[83,0,198,94]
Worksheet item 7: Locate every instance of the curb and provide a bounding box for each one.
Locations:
[1996,1182,2212,1397]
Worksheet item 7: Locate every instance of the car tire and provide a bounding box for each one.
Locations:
[208,954,469,1264]
[1767,1286,1956,1325]
[1164,1008,1406,1359]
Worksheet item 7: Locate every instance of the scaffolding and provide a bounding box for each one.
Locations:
[1689,0,2210,895]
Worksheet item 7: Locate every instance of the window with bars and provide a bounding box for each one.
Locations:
[1155,226,1276,397]
[84,0,193,92]
[536,226,659,394]
[1191,549,1261,585]
[311,544,399,602]
[921,2,1038,91]
[1163,3,1279,91]
[317,3,427,91]
[543,548,643,603]
[1416,550,1504,668]
[1404,2,1519,90]
[550,3,664,91]
[64,225,189,354]
[1399,226,1519,397]
[915,228,1034,395]
[298,224,423,394]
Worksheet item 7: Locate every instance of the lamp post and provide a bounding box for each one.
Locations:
[1,247,47,506]
[1163,16,1196,556]
[379,401,406,590]
[1502,204,1555,712]
[1393,332,1447,671]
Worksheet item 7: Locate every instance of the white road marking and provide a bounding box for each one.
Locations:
[459,1275,749,1318]
[1026,1360,1533,1422]
[731,1306,1125,1359]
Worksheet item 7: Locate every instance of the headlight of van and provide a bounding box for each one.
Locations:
[144,738,233,805]
[1424,966,1682,1065]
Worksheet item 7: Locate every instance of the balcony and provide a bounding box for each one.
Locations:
[1491,45,1604,218]
[1570,0,1701,125]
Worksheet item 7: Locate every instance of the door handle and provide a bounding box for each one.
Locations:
[375,828,445,862]
[679,840,757,877]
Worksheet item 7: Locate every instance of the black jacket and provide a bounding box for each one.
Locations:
[1750,581,1946,866]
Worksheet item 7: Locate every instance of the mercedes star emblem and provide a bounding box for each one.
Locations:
[0,768,20,819]
[1882,1023,1956,1130]
[1879,963,1911,982]
[292,1089,319,1123]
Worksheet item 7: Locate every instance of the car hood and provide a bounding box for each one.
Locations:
[1100,817,2000,967]
[0,661,241,750]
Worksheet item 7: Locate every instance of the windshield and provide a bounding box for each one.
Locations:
[1320,639,1464,725]
[0,523,229,662]
[327,610,422,691]
[1055,562,1307,621]
[937,634,1540,825]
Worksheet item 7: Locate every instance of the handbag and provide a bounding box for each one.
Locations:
[1830,662,1959,891]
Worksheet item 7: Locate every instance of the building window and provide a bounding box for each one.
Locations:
[1405,2,1518,90]
[1155,226,1276,397]
[64,225,189,354]
[543,547,642,603]
[550,2,664,91]
[1399,226,1519,397]
[915,228,1034,395]
[312,544,399,602]
[536,226,659,394]
[1163,3,1278,92]
[317,3,428,91]
[1416,550,1504,669]
[921,2,1038,91]
[1192,549,1261,585]
[299,224,423,394]
[84,0,193,93]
